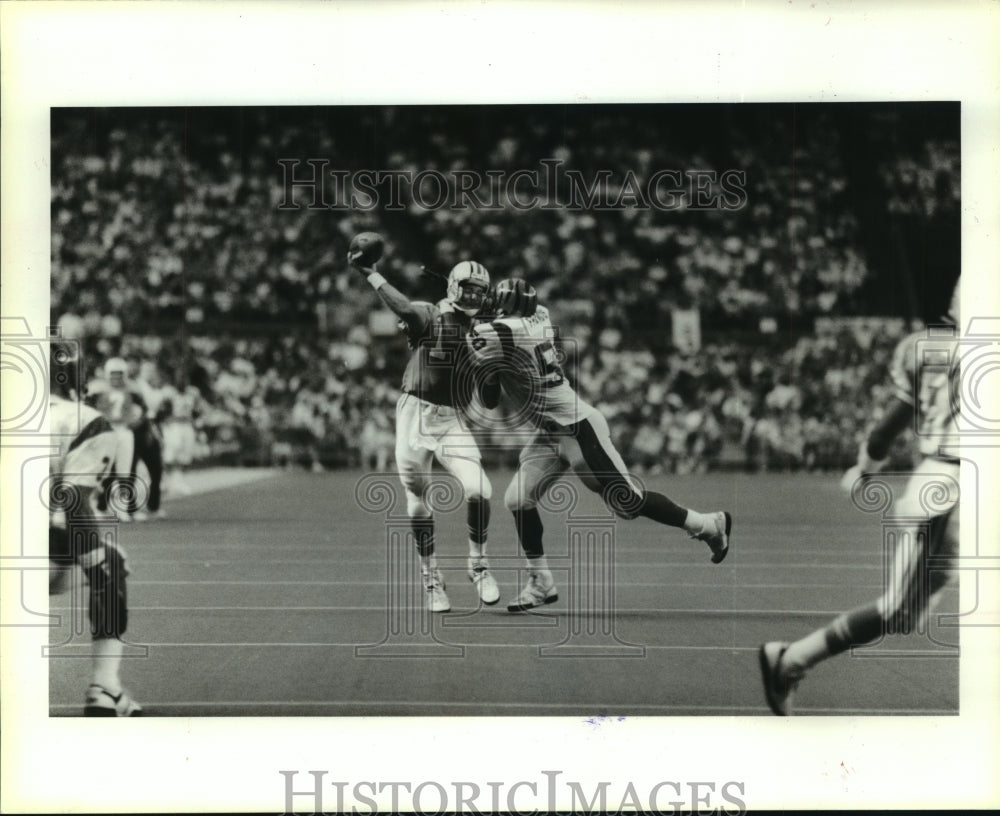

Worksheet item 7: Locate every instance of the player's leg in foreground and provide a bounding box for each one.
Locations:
[760,464,958,715]
[566,412,732,562]
[102,426,137,522]
[504,442,564,612]
[394,396,452,611]
[435,430,499,605]
[50,487,141,717]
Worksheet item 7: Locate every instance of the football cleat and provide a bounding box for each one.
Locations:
[468,559,500,605]
[758,641,802,716]
[132,510,150,522]
[84,684,143,717]
[423,569,451,613]
[691,511,732,563]
[506,572,558,613]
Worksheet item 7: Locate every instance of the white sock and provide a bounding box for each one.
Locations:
[682,510,709,535]
[783,629,830,674]
[527,557,553,585]
[90,638,124,694]
[468,540,485,561]
[419,554,438,575]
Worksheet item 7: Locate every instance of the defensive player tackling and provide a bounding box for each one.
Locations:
[466,277,733,613]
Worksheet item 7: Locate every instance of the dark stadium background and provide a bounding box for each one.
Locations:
[51,103,959,475]
[47,104,962,716]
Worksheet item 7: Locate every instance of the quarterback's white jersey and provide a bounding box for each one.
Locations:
[49,395,116,487]
[467,305,596,428]
[889,330,961,458]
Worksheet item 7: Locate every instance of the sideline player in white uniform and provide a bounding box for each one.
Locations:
[48,345,142,715]
[466,278,732,612]
[349,250,499,612]
[759,280,962,715]
[86,357,142,521]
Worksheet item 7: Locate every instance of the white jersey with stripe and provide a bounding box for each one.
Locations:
[889,329,961,457]
[467,305,596,428]
[49,395,116,486]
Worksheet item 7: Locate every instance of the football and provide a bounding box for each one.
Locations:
[348,231,385,267]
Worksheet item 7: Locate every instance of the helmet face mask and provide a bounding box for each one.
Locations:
[447,260,490,315]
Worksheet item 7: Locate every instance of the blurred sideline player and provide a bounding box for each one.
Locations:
[467,278,732,613]
[759,279,961,715]
[130,361,167,519]
[49,345,141,716]
[86,357,144,521]
[349,248,498,612]
[159,375,203,497]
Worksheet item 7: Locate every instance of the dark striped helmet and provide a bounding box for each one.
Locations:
[494,278,537,318]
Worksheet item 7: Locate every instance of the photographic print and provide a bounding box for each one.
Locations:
[44,101,962,719]
[2,2,998,814]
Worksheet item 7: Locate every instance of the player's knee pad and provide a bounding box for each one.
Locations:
[80,544,129,639]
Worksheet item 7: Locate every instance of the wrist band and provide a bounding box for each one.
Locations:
[367,272,387,290]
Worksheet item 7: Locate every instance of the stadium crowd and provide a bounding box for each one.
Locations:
[51,105,957,476]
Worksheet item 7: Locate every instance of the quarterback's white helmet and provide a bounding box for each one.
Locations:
[446,260,490,315]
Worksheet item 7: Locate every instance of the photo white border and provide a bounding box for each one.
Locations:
[2,1,999,812]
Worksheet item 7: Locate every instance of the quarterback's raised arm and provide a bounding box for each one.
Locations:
[348,253,426,335]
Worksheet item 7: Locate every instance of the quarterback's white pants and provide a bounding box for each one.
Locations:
[395,393,491,517]
[877,457,960,629]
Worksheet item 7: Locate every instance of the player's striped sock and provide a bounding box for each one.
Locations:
[466,497,490,557]
[512,507,544,558]
[411,516,434,557]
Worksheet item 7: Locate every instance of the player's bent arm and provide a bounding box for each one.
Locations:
[364,269,427,335]
[864,397,913,463]
[840,397,912,492]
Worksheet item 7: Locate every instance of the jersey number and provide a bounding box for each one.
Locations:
[534,340,564,386]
